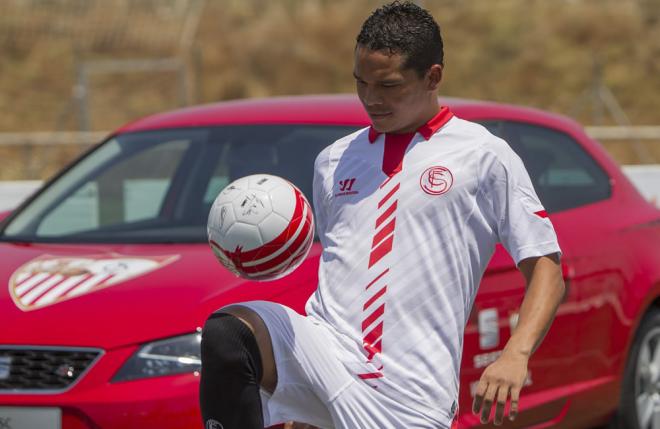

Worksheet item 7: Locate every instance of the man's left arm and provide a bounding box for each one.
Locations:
[472,253,565,426]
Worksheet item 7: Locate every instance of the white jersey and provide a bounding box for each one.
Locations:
[305,107,561,424]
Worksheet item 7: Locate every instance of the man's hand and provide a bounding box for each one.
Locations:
[472,254,563,425]
[471,349,529,425]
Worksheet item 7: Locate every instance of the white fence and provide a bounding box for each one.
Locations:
[1,167,658,213]
[622,165,660,206]
[0,181,41,212]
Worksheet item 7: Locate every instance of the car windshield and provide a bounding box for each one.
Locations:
[0,125,359,243]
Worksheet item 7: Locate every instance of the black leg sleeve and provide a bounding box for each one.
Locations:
[199,312,264,429]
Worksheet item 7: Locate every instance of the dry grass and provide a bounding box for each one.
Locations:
[0,0,658,178]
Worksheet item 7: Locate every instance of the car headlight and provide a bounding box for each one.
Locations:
[112,332,201,382]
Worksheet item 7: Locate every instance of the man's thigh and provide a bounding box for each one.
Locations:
[219,301,352,428]
[219,301,448,428]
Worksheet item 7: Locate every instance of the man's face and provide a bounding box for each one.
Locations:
[353,45,440,134]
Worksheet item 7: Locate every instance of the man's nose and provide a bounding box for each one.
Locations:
[362,85,383,107]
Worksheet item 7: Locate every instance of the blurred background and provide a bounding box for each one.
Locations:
[0,0,658,187]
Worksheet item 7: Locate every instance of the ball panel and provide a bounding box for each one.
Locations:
[269,184,297,220]
[283,230,314,272]
[229,188,304,262]
[207,202,236,238]
[222,222,263,252]
[247,219,315,281]
[240,201,312,275]
[209,240,240,276]
[231,189,272,226]
[258,212,289,244]
[216,176,250,204]
[247,174,285,193]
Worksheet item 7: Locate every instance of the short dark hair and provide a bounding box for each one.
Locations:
[356,1,444,76]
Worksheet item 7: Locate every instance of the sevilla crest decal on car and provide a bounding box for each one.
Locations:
[420,166,453,196]
[9,254,179,311]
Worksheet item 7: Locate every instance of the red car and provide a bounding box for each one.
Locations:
[0,95,659,429]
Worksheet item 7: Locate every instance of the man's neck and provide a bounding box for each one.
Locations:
[390,103,440,135]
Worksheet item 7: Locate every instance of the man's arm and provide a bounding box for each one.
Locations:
[472,253,565,426]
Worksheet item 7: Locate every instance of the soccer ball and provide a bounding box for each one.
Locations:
[207,174,315,281]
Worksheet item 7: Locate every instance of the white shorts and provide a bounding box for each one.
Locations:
[231,300,451,429]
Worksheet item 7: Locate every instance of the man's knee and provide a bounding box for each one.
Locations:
[199,311,266,428]
[210,304,278,393]
[201,312,263,382]
[220,305,261,333]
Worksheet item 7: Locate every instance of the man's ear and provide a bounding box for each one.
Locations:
[427,64,443,91]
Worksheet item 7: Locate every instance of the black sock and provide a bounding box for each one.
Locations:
[199,312,264,429]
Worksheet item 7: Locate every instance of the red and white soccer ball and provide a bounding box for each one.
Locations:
[207,174,315,281]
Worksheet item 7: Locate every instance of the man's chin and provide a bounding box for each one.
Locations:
[369,116,396,133]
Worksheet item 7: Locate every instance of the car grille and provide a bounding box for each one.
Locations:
[0,346,102,393]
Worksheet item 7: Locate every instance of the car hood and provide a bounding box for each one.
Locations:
[0,242,321,349]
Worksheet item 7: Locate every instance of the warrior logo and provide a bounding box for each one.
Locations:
[420,166,453,195]
[335,178,358,197]
[339,178,356,192]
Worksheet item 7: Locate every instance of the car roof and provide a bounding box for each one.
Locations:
[116,94,583,135]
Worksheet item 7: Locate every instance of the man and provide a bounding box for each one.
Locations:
[200,2,565,428]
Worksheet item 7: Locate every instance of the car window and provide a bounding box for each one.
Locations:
[478,121,505,139]
[1,125,358,243]
[502,122,611,213]
[37,139,191,236]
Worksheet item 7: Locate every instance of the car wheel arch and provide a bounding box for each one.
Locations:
[610,284,660,429]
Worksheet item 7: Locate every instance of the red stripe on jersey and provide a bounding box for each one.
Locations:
[378,183,400,209]
[363,286,387,310]
[363,321,384,349]
[534,210,548,218]
[363,341,382,360]
[375,200,397,229]
[366,268,389,290]
[364,339,382,360]
[382,133,414,177]
[379,174,397,189]
[362,303,385,331]
[358,371,384,380]
[368,234,394,268]
[372,218,395,249]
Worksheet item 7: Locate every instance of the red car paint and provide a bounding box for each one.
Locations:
[1,95,659,429]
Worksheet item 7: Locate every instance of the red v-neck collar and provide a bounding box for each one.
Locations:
[368,106,454,177]
[368,106,453,143]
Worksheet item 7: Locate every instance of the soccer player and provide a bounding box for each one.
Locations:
[199,2,565,428]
